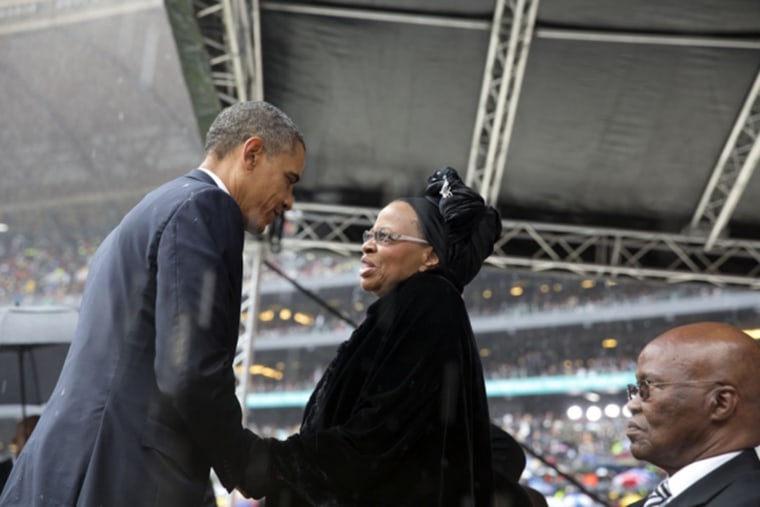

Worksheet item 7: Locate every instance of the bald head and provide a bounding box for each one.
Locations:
[644,322,760,413]
[627,321,760,474]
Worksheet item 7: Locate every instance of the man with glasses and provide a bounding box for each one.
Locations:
[625,321,760,506]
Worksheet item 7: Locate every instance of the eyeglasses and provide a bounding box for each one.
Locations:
[626,379,723,402]
[362,228,429,246]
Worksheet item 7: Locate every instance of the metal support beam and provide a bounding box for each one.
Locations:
[230,239,265,505]
[487,220,760,288]
[249,0,264,100]
[466,0,539,206]
[260,1,490,30]
[235,240,266,426]
[255,203,760,289]
[690,70,760,252]
[256,2,760,50]
[188,0,263,107]
[535,29,760,51]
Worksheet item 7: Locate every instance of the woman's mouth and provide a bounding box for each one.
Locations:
[360,259,376,277]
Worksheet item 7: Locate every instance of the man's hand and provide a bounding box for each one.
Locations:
[237,432,271,499]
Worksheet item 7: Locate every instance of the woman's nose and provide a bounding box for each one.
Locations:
[361,238,375,252]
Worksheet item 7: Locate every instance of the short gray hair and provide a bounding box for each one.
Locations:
[204,101,305,160]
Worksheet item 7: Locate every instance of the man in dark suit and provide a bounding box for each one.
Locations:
[625,321,760,507]
[0,101,306,507]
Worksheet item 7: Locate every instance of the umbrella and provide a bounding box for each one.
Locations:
[0,305,78,421]
[611,467,658,490]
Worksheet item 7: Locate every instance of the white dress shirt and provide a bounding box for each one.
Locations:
[666,451,741,501]
[198,167,230,195]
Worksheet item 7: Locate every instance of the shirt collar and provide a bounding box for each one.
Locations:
[198,167,230,194]
[667,450,741,499]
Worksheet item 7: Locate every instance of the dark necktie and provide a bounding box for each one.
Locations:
[644,480,672,507]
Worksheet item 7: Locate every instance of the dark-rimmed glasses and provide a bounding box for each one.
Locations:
[362,228,429,246]
[626,379,722,402]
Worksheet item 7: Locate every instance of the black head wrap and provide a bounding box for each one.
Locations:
[400,166,502,291]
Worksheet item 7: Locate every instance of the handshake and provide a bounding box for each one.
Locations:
[237,430,272,500]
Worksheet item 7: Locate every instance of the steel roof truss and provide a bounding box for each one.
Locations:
[269,203,760,288]
[466,0,539,206]
[193,0,262,105]
[690,70,760,251]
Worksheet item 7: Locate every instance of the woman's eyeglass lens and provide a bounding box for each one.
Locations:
[362,229,428,245]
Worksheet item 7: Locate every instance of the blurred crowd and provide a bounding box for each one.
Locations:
[498,410,664,507]
[2,229,720,311]
[0,231,99,306]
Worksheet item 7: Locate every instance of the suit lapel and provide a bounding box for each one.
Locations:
[667,449,760,506]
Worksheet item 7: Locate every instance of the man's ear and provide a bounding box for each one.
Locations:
[243,136,265,170]
[710,385,738,422]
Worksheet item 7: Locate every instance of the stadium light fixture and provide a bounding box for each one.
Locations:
[567,405,583,420]
[604,404,621,418]
[586,405,602,421]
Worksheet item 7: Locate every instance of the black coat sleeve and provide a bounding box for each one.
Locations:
[243,273,484,505]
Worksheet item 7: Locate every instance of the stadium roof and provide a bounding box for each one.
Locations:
[1,0,759,287]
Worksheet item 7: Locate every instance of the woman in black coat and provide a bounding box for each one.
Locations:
[240,167,528,506]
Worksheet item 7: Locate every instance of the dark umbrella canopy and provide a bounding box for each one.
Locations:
[0,306,78,418]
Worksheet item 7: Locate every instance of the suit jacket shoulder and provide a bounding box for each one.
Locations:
[663,449,760,507]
